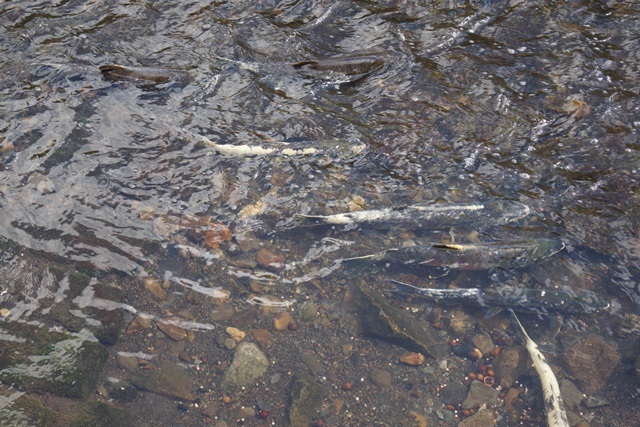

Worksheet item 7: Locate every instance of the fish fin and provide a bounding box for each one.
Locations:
[292,60,318,69]
[387,279,423,294]
[484,307,504,318]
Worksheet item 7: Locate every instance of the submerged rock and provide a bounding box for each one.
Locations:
[287,375,327,427]
[0,323,108,399]
[354,278,448,359]
[457,407,495,427]
[493,346,528,388]
[131,360,195,401]
[563,334,620,395]
[461,380,500,409]
[222,342,269,388]
[0,394,128,427]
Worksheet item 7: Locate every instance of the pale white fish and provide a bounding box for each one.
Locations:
[246,295,296,308]
[509,309,570,427]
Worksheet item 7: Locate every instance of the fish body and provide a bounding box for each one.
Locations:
[344,239,564,271]
[99,64,187,84]
[292,54,385,76]
[510,310,570,427]
[297,201,530,230]
[389,280,608,315]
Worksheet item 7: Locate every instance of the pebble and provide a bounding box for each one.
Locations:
[471,334,495,357]
[447,307,475,335]
[273,311,294,331]
[117,354,138,371]
[457,407,495,427]
[400,352,425,366]
[255,248,285,272]
[583,396,610,408]
[222,342,269,388]
[226,326,246,342]
[370,368,392,388]
[157,319,187,341]
[126,316,152,334]
[252,328,275,348]
[301,351,325,377]
[210,301,234,321]
[299,301,318,322]
[439,381,468,405]
[492,346,527,388]
[224,338,237,350]
[560,379,584,410]
[144,277,167,301]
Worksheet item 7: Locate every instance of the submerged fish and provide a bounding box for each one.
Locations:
[344,239,565,271]
[296,200,530,230]
[99,64,187,84]
[292,54,385,76]
[510,309,570,427]
[388,280,609,315]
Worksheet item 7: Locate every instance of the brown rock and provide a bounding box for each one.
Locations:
[226,326,246,342]
[410,411,428,427]
[273,311,294,331]
[255,249,285,272]
[144,277,167,301]
[210,301,234,321]
[252,328,275,348]
[563,334,620,395]
[462,380,500,409]
[447,307,476,335]
[493,346,528,388]
[400,352,425,366]
[158,319,187,341]
[131,360,195,401]
[458,407,495,427]
[118,354,138,371]
[471,334,495,357]
[127,315,152,334]
[370,368,392,388]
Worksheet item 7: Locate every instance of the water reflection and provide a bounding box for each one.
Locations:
[0,0,639,425]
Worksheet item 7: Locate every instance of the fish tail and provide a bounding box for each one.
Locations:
[294,214,326,227]
[387,279,421,295]
[341,254,377,276]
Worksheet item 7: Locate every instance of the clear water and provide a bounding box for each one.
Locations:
[1,1,639,425]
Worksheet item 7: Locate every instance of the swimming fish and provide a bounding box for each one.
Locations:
[343,239,564,271]
[296,200,530,230]
[99,64,187,84]
[388,280,609,315]
[292,54,385,76]
[509,309,570,427]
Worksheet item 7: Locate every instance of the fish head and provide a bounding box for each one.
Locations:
[497,201,531,223]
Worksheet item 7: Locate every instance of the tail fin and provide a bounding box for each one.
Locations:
[387,279,422,295]
[341,254,377,276]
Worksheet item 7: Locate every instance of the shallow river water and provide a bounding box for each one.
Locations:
[1,1,639,426]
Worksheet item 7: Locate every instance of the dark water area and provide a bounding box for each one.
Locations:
[1,1,639,426]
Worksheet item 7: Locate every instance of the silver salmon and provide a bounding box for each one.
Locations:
[510,309,570,427]
[343,239,564,271]
[389,280,609,315]
[297,200,530,230]
[99,64,187,84]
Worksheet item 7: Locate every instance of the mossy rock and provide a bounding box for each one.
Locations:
[0,392,57,427]
[0,323,108,399]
